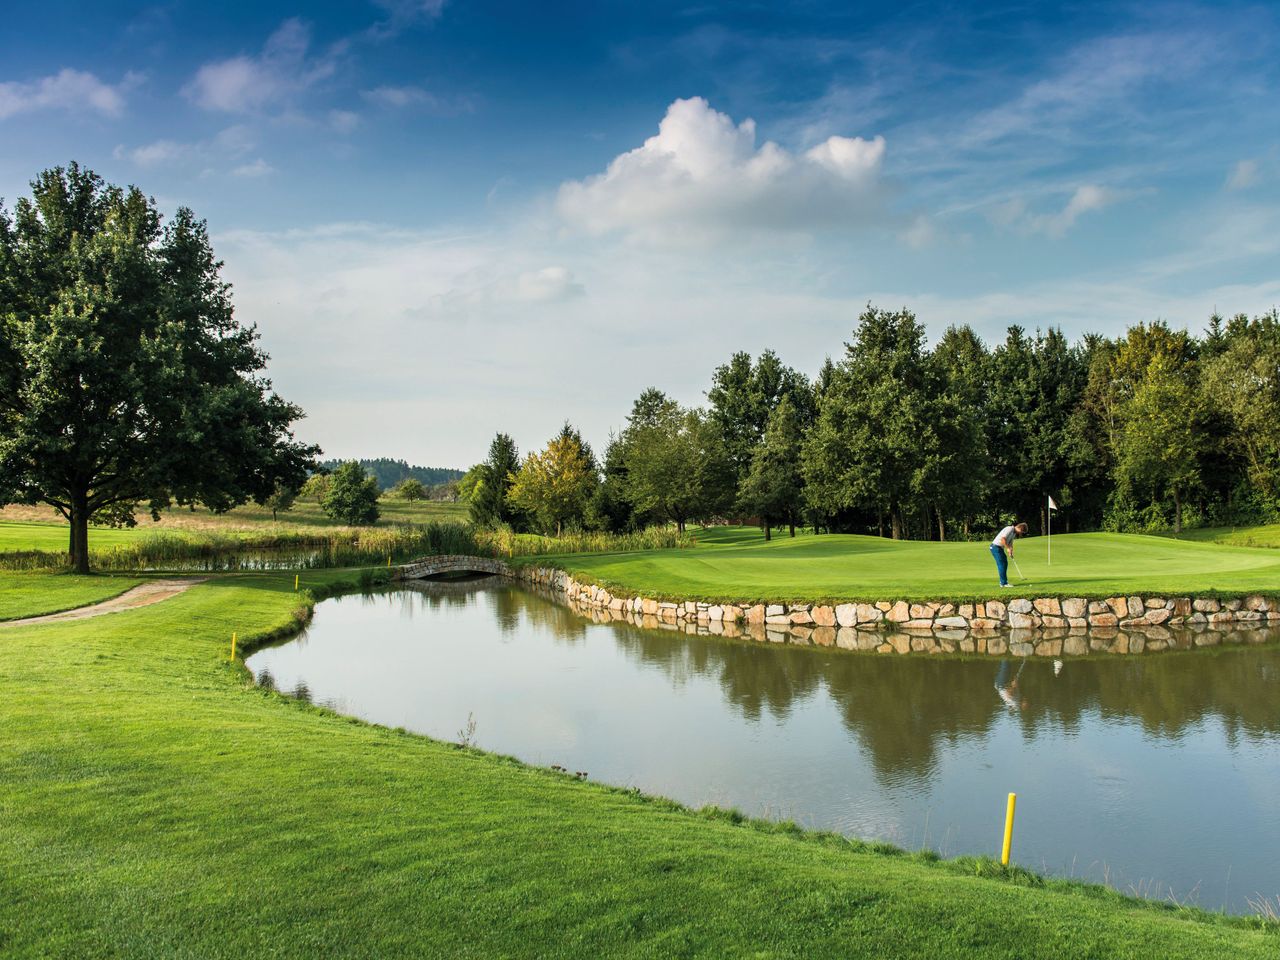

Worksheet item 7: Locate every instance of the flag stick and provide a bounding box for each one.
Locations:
[1048,494,1052,566]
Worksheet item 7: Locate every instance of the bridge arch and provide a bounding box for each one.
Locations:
[393,554,511,581]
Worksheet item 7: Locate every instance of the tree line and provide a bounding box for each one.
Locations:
[466,304,1280,540]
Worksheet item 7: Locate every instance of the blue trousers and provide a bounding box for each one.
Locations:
[990,544,1008,586]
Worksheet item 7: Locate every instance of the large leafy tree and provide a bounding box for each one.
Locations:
[323,460,380,525]
[507,424,597,536]
[1115,353,1205,532]
[619,390,732,531]
[738,395,805,539]
[0,164,316,572]
[803,305,934,539]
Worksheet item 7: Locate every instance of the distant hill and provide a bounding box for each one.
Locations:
[317,458,464,491]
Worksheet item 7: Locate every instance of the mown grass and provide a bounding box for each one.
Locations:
[0,568,1274,958]
[525,525,1280,603]
[0,571,142,621]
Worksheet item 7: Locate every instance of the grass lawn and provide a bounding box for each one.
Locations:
[0,569,1273,958]
[0,572,142,620]
[531,526,1280,603]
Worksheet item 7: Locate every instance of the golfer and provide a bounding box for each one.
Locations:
[990,522,1028,587]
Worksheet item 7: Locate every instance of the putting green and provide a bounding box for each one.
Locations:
[533,527,1280,602]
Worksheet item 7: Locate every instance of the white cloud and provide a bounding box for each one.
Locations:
[1226,159,1259,190]
[329,109,360,133]
[0,68,138,120]
[512,267,585,303]
[555,97,887,240]
[361,85,474,114]
[184,19,337,113]
[991,184,1116,237]
[231,158,276,178]
[114,139,190,167]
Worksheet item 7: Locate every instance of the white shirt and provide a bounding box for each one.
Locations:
[992,525,1018,549]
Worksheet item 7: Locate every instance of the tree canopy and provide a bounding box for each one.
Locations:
[0,164,316,571]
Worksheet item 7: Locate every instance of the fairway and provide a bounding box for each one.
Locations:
[539,527,1280,602]
[0,572,142,620]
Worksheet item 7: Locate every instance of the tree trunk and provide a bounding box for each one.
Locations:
[69,490,91,574]
[936,508,945,542]
[890,509,902,541]
[1173,488,1182,534]
[764,522,771,541]
[877,514,884,538]
[789,522,796,538]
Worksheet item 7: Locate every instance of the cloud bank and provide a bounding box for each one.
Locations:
[556,97,886,240]
[0,68,138,120]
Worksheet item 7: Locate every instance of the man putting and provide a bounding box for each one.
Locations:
[990,522,1028,587]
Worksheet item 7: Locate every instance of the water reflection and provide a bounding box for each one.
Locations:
[248,581,1280,913]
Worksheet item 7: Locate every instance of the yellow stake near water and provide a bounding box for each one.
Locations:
[294,574,299,591]
[1001,792,1017,866]
[387,555,391,568]
[230,632,237,662]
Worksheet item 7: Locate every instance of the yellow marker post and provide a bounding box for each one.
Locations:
[1000,792,1017,866]
[387,554,391,568]
[230,632,237,662]
[294,574,299,591]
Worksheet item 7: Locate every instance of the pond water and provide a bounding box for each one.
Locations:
[247,579,1280,915]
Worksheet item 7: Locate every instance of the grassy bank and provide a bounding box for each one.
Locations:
[525,526,1280,603]
[0,568,1275,957]
[0,571,141,620]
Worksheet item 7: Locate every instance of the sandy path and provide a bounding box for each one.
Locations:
[1,578,207,628]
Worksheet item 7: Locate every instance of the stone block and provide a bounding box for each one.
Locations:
[1145,597,1166,609]
[707,605,724,621]
[1192,598,1220,612]
[789,609,814,625]
[1090,613,1118,628]
[1035,639,1062,657]
[641,598,658,615]
[1010,642,1034,657]
[987,637,1008,655]
[1172,597,1191,617]
[1008,598,1034,614]
[970,618,1000,631]
[766,615,792,626]
[811,626,836,646]
[1061,598,1087,619]
[834,603,857,627]
[886,601,910,622]
[1067,617,1088,629]
[985,600,1006,620]
[909,602,937,619]
[1033,598,1061,616]
[934,616,969,630]
[1088,600,1110,615]
[836,627,859,650]
[958,604,975,619]
[1128,596,1143,617]
[902,619,935,631]
[889,635,911,654]
[1106,596,1128,618]
[765,628,789,644]
[910,636,937,652]
[790,626,813,643]
[1040,615,1067,629]
[1144,608,1172,625]
[856,603,882,624]
[1008,612,1037,629]
[766,604,785,617]
[812,605,837,626]
[746,604,766,624]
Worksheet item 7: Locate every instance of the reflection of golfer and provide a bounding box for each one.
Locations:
[990,522,1028,588]
[995,659,1027,711]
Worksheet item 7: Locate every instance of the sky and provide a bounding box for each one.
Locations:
[3,1,1279,468]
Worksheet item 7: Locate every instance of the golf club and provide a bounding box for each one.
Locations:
[1011,555,1028,582]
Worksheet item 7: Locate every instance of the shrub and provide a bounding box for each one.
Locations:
[323,462,380,526]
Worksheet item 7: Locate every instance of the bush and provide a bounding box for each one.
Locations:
[323,461,380,525]
[392,478,427,501]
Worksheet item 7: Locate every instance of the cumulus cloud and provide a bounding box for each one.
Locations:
[555,97,886,240]
[113,125,258,175]
[1226,159,1259,190]
[114,139,190,167]
[184,19,337,113]
[0,68,139,120]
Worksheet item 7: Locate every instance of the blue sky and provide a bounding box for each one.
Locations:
[3,1,1279,465]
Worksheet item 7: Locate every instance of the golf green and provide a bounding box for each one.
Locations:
[531,527,1280,603]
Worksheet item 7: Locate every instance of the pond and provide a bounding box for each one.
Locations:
[247,578,1280,915]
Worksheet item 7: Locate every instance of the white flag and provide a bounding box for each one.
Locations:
[1048,495,1059,511]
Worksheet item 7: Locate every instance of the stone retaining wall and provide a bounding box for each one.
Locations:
[513,565,1280,657]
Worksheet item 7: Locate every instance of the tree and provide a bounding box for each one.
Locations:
[925,325,990,539]
[299,473,331,504]
[802,305,934,539]
[707,349,812,494]
[392,477,427,501]
[1115,354,1204,532]
[619,391,732,531]
[506,426,597,535]
[469,433,522,527]
[0,164,316,572]
[263,483,298,521]
[323,460,380,525]
[738,396,805,539]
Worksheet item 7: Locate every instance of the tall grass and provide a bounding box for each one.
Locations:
[481,526,690,557]
[0,522,689,571]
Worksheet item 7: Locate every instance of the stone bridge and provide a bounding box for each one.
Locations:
[393,554,512,581]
